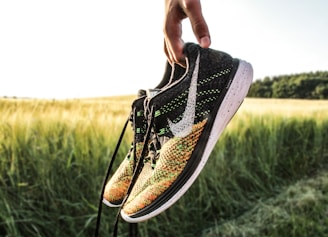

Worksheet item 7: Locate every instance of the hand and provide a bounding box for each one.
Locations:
[164,0,211,66]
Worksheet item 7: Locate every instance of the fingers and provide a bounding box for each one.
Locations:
[183,0,211,48]
[164,0,186,66]
[163,0,211,66]
[164,24,185,66]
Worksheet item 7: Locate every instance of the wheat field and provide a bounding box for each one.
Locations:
[0,97,327,237]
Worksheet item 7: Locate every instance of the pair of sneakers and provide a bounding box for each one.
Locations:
[102,42,253,223]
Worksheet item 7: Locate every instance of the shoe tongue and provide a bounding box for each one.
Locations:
[137,89,146,98]
[146,89,161,98]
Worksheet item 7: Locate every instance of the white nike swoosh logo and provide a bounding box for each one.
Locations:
[168,53,200,138]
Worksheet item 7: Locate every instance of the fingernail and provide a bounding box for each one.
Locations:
[200,36,211,48]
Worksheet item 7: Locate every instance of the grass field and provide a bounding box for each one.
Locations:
[0,97,327,237]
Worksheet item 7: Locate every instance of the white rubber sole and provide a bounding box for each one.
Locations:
[121,60,253,223]
[102,198,122,208]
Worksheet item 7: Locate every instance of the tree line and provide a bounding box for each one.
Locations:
[248,71,328,99]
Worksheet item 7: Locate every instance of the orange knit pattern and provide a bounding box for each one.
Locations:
[123,119,207,214]
[103,142,144,204]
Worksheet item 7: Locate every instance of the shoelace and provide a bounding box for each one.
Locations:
[112,105,155,237]
[144,142,160,169]
[94,103,157,237]
[94,114,130,237]
[95,106,142,237]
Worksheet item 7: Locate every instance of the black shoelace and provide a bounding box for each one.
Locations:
[94,114,130,237]
[94,104,156,237]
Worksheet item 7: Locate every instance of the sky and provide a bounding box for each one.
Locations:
[0,0,327,99]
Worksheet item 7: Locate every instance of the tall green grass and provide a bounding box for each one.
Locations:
[0,97,327,236]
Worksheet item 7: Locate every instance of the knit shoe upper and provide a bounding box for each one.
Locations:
[121,42,253,222]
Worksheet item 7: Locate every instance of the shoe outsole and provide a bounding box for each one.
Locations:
[102,198,122,208]
[121,59,253,223]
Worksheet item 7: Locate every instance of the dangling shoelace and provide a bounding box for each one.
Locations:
[94,114,130,237]
[94,103,157,237]
[94,105,141,237]
[110,105,156,237]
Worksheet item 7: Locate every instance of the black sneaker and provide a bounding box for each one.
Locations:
[121,42,253,222]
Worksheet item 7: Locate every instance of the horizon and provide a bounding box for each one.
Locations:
[2,69,328,100]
